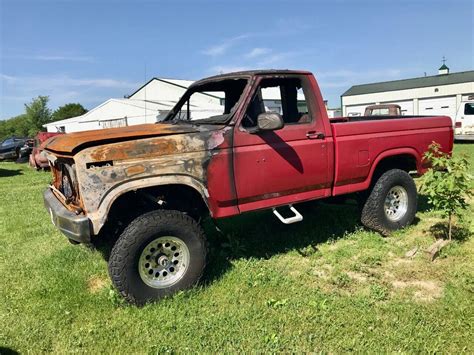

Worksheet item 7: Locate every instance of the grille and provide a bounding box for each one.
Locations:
[57,162,78,202]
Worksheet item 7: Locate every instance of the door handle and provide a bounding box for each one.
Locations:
[306,131,325,139]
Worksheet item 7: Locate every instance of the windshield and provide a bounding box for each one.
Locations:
[1,138,14,147]
[165,78,248,124]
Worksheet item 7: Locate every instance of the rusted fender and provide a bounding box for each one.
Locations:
[69,125,232,234]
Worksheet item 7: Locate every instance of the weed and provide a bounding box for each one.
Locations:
[370,284,390,301]
[332,272,352,288]
[0,144,473,353]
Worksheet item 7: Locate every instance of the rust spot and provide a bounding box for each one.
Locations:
[90,138,179,161]
[43,123,200,154]
[125,164,146,176]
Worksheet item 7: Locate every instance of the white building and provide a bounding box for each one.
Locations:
[341,65,474,119]
[44,78,206,133]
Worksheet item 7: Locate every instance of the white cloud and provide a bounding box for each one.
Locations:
[201,20,313,57]
[4,53,95,63]
[257,52,292,67]
[316,69,405,80]
[245,47,271,59]
[1,73,141,118]
[210,48,301,74]
[208,66,253,74]
[313,68,413,91]
[201,34,252,56]
[1,73,139,90]
[31,55,95,62]
[202,43,230,56]
[0,74,17,82]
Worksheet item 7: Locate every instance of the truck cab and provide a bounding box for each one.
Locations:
[364,104,402,116]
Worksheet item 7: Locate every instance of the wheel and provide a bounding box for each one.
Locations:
[108,210,207,305]
[361,169,417,236]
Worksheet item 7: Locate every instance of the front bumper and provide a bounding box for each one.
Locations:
[19,148,32,158]
[454,134,474,141]
[43,188,91,243]
[0,151,17,160]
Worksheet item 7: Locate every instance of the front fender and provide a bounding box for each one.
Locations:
[87,175,209,235]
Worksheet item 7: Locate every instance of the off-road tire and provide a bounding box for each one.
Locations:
[108,210,207,305]
[361,169,417,236]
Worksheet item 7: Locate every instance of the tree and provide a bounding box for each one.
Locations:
[0,114,30,140]
[52,103,87,122]
[24,96,51,135]
[420,142,472,240]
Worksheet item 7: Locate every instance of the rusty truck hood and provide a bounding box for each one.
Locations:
[42,123,212,154]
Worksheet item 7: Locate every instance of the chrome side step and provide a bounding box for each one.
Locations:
[272,205,303,224]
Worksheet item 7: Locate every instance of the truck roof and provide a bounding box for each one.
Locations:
[191,69,313,87]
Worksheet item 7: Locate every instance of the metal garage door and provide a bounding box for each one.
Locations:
[419,96,457,121]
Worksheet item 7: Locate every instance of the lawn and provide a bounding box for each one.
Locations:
[1,144,473,353]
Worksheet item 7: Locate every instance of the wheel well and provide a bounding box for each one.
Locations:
[95,184,209,243]
[107,184,208,222]
[371,154,417,186]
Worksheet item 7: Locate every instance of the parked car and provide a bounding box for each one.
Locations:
[454,98,474,141]
[42,69,453,305]
[364,104,402,116]
[0,136,29,160]
[29,132,64,169]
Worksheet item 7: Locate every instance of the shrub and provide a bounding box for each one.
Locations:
[420,142,472,240]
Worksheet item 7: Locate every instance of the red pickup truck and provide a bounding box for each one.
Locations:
[42,70,453,304]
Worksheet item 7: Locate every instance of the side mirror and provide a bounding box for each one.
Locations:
[257,112,284,131]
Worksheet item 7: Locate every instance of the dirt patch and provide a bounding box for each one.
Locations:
[87,275,108,293]
[347,271,368,283]
[390,258,414,267]
[312,269,328,279]
[392,280,443,302]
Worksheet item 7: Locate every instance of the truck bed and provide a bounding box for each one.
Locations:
[330,115,437,123]
[329,115,453,196]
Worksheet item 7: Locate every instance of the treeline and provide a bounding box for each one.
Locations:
[0,96,87,140]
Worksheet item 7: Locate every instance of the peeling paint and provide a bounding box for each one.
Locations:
[45,123,229,233]
[125,164,146,177]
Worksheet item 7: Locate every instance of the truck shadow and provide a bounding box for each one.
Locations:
[0,167,23,177]
[92,199,364,281]
[202,199,364,285]
[93,196,424,288]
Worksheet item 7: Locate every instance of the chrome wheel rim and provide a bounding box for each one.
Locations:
[384,185,408,222]
[138,236,190,289]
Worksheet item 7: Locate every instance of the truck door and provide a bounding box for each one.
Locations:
[233,75,331,212]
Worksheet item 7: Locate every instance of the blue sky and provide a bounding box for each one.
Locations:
[1,0,473,118]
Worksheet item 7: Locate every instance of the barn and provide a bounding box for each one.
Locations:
[341,65,474,119]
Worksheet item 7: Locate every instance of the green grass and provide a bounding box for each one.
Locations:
[1,144,473,353]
